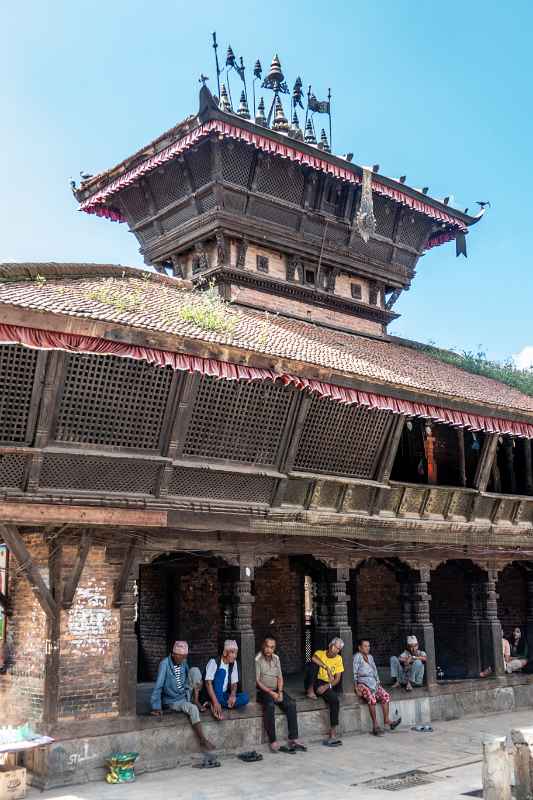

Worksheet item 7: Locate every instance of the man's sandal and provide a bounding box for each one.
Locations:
[389,717,402,730]
[322,738,342,747]
[238,751,263,763]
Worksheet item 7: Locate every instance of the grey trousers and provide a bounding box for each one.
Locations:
[168,666,203,725]
[390,656,424,685]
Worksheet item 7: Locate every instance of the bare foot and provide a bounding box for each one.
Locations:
[270,741,280,752]
[480,667,493,678]
[306,691,317,700]
[405,681,413,692]
[390,681,401,689]
[200,739,216,751]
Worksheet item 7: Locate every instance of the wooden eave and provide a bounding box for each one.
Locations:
[1,297,532,429]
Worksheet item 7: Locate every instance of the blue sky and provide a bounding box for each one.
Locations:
[1,0,531,364]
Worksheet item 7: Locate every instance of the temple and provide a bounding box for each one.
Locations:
[1,48,533,789]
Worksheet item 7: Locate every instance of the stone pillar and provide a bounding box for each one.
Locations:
[327,567,354,690]
[466,582,483,678]
[481,569,505,677]
[410,567,437,688]
[222,565,256,700]
[482,736,511,800]
[511,727,533,800]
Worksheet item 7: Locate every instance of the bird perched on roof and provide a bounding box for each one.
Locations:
[69,178,77,193]
[372,164,380,173]
[80,171,93,181]
[399,175,406,183]
[476,200,491,208]
[344,153,354,162]
[422,187,429,194]
[464,208,469,214]
[443,196,450,205]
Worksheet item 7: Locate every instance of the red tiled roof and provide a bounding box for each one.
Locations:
[0,263,531,417]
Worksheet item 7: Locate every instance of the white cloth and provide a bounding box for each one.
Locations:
[205,658,239,693]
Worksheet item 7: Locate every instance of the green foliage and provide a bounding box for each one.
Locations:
[412,341,533,398]
[86,276,144,312]
[178,281,237,336]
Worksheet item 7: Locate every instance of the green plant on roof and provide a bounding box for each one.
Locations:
[86,277,144,313]
[178,280,237,336]
[34,273,46,287]
[415,342,533,398]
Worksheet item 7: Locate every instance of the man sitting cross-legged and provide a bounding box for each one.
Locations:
[150,640,215,751]
[304,637,345,747]
[204,640,249,721]
[256,636,307,754]
[354,638,401,737]
[390,635,427,691]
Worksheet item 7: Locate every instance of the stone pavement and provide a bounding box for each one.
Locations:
[28,708,533,799]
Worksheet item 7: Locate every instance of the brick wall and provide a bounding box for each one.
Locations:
[431,562,470,677]
[138,564,168,681]
[253,557,304,675]
[498,564,527,638]
[58,542,121,720]
[179,561,221,669]
[352,561,402,665]
[0,534,48,724]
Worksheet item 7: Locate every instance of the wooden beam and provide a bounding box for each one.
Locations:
[375,415,405,483]
[457,429,467,487]
[62,531,92,609]
[0,524,58,619]
[474,434,499,492]
[113,542,137,607]
[0,503,167,528]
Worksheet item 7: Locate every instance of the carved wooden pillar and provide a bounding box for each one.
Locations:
[523,440,533,495]
[502,439,516,495]
[119,563,139,716]
[478,569,505,677]
[399,581,413,644]
[222,564,256,699]
[525,572,533,657]
[313,579,330,652]
[466,582,484,678]
[410,568,437,687]
[327,567,353,688]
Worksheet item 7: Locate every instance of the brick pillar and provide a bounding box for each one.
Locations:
[327,567,353,690]
[410,567,437,687]
[466,582,484,677]
[223,565,256,700]
[480,569,505,677]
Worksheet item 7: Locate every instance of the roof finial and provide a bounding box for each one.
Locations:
[318,128,330,153]
[304,118,317,144]
[272,96,289,132]
[289,109,303,141]
[255,96,267,127]
[219,83,232,112]
[237,90,250,119]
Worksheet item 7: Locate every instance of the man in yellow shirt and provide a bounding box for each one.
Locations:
[304,638,344,746]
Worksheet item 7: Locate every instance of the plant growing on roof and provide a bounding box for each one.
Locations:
[178,280,237,336]
[86,276,145,313]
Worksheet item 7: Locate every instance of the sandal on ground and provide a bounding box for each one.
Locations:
[195,756,221,768]
[278,745,296,754]
[322,738,342,747]
[389,717,402,730]
[238,751,263,763]
[291,742,307,752]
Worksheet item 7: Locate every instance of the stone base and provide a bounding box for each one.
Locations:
[25,674,533,789]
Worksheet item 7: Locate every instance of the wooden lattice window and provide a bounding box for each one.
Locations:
[183,376,292,464]
[40,454,160,494]
[148,159,188,210]
[54,354,173,449]
[187,142,212,189]
[169,467,274,503]
[294,396,391,477]
[256,157,304,205]
[221,141,254,186]
[399,212,432,250]
[0,454,27,489]
[0,345,38,444]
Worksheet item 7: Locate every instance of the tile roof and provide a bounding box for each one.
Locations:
[0,263,531,417]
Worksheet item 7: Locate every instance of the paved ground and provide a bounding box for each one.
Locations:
[28,708,533,799]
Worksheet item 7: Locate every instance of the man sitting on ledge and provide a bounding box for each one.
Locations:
[150,640,215,751]
[390,635,427,691]
[354,638,401,737]
[304,637,344,747]
[204,639,250,720]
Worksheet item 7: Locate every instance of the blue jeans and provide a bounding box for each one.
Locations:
[390,656,424,686]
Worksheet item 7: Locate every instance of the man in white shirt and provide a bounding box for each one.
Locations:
[204,640,249,720]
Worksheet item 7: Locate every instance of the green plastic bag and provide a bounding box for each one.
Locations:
[105,752,139,784]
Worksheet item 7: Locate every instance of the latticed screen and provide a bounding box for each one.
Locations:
[0,345,38,444]
[183,376,292,464]
[148,159,188,210]
[169,467,274,503]
[187,142,212,189]
[399,212,432,250]
[294,396,391,477]
[0,454,27,489]
[119,184,149,223]
[256,157,305,205]
[221,141,254,186]
[40,454,160,493]
[373,195,396,239]
[54,354,173,449]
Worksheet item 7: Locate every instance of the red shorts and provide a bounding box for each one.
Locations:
[357,684,390,706]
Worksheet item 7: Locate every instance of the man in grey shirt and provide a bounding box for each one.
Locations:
[353,639,401,736]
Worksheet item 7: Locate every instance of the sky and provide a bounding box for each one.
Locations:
[1,0,532,365]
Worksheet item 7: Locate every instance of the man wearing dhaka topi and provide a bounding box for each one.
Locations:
[151,640,215,750]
